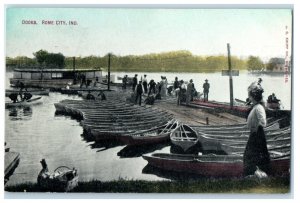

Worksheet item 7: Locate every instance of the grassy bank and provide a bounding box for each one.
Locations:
[5,177,290,193]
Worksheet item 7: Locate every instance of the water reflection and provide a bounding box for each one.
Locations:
[118,142,169,158]
[89,140,124,152]
[142,164,205,181]
[7,107,33,120]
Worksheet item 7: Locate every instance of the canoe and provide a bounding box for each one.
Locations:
[197,126,290,141]
[193,118,282,133]
[220,142,291,155]
[5,97,43,108]
[90,119,173,142]
[142,153,290,178]
[5,88,50,96]
[170,124,199,152]
[119,119,179,145]
[197,129,290,153]
[192,99,291,119]
[192,99,249,115]
[37,159,78,192]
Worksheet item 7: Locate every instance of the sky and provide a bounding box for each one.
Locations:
[6,7,292,61]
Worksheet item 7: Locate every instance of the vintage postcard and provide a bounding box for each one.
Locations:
[4,4,293,197]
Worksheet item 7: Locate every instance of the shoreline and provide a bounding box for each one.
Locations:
[5,176,290,193]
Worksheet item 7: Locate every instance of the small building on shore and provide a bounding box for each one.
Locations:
[10,68,102,89]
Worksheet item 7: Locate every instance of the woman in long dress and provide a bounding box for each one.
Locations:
[243,82,271,176]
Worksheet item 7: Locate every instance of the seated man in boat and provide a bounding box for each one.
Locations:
[86,90,95,100]
[8,93,19,103]
[23,92,33,101]
[267,93,280,104]
[144,95,155,105]
[98,90,106,100]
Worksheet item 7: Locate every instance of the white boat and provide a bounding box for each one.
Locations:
[5,97,43,108]
[170,124,198,152]
[37,159,79,192]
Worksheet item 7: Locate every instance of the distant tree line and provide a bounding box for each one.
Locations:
[6,50,285,73]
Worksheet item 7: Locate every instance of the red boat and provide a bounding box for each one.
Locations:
[143,153,290,178]
[191,99,249,117]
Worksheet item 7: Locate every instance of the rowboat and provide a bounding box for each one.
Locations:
[119,119,179,145]
[142,153,290,178]
[90,120,173,141]
[6,88,50,96]
[220,142,291,155]
[37,159,78,192]
[267,102,281,110]
[170,124,199,152]
[192,99,291,120]
[197,128,291,153]
[5,97,43,108]
[191,99,250,117]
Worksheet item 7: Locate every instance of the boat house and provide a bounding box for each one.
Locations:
[10,68,102,89]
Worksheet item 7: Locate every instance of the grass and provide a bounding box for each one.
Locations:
[5,177,290,193]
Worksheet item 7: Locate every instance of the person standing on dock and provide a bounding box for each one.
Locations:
[177,80,186,105]
[203,79,210,102]
[135,80,144,105]
[243,83,270,177]
[148,79,156,96]
[80,74,86,88]
[186,79,194,105]
[173,77,180,97]
[122,75,128,90]
[132,74,138,92]
[142,75,148,94]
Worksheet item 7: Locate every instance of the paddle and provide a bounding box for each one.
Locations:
[26,96,42,103]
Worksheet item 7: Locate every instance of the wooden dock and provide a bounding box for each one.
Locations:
[5,151,20,183]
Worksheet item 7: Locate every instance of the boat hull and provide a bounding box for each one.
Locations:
[5,97,43,108]
[143,153,290,178]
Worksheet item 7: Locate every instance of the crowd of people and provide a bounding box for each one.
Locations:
[121,74,212,106]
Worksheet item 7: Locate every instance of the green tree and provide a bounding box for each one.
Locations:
[33,50,48,65]
[45,53,65,68]
[266,57,285,71]
[247,56,265,71]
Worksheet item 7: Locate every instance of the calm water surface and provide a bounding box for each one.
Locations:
[5,71,292,186]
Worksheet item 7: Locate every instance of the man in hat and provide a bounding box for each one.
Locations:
[122,75,128,90]
[132,74,138,92]
[86,90,95,100]
[173,77,180,97]
[258,78,263,86]
[135,80,144,105]
[186,79,194,105]
[148,79,156,96]
[203,79,210,102]
[142,74,148,94]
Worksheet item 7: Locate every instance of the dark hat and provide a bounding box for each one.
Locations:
[144,74,147,77]
[190,79,193,82]
[205,79,208,81]
[180,80,184,83]
[135,74,138,76]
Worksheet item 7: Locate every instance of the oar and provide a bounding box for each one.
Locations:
[27,96,42,102]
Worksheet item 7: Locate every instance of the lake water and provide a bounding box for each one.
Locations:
[4,71,292,186]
